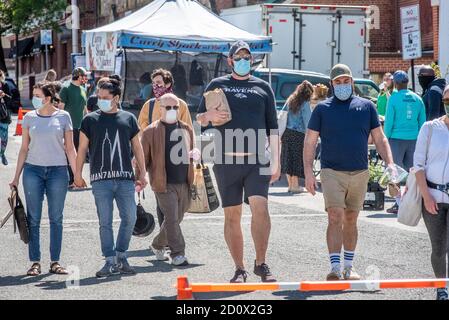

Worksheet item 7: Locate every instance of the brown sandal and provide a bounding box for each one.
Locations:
[27,263,41,276]
[49,262,69,275]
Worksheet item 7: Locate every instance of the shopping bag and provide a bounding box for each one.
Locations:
[188,163,220,213]
[397,169,422,227]
[203,88,232,126]
[5,187,29,244]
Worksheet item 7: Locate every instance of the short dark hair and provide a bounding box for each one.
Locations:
[151,68,173,86]
[99,78,122,97]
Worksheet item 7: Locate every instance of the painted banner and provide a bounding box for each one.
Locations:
[85,32,118,71]
[119,33,272,54]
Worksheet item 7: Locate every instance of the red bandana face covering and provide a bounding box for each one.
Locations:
[152,84,173,99]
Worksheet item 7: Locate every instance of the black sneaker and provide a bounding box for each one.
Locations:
[437,288,449,300]
[386,203,399,214]
[254,261,277,283]
[230,268,248,283]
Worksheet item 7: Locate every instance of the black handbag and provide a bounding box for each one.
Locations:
[133,191,155,237]
[5,187,29,244]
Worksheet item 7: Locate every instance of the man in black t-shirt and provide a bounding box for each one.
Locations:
[75,79,148,279]
[197,41,280,283]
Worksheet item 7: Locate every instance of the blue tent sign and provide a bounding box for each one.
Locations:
[119,33,272,54]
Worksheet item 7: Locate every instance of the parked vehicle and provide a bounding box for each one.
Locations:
[221,3,371,79]
[253,68,379,109]
[4,77,22,113]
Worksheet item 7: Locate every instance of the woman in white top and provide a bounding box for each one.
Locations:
[414,85,449,300]
[9,82,77,277]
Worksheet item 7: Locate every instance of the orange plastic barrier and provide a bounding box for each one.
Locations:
[14,107,31,136]
[176,276,449,300]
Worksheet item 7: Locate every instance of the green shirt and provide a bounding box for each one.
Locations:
[376,89,397,117]
[60,83,87,129]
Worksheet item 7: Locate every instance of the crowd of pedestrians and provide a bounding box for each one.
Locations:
[2,40,449,299]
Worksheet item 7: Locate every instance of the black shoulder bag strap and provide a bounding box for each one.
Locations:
[149,98,156,125]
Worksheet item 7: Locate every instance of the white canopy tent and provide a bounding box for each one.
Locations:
[82,0,272,112]
[84,0,272,54]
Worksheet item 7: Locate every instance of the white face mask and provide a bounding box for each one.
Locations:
[32,96,44,110]
[165,109,178,124]
[98,99,113,113]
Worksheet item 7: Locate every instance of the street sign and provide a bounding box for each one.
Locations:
[40,30,53,45]
[400,5,422,60]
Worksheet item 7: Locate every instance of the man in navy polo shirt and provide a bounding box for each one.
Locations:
[303,64,394,281]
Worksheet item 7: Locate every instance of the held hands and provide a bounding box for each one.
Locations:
[189,148,201,162]
[74,175,88,189]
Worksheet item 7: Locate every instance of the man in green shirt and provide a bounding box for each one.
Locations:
[59,67,89,186]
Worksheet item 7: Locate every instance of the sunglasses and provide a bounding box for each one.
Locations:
[233,55,251,62]
[162,105,179,111]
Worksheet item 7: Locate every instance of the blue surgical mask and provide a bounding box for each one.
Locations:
[333,83,353,101]
[32,96,44,110]
[233,59,251,77]
[98,99,113,113]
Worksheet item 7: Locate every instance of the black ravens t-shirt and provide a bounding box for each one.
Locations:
[197,75,278,163]
[80,110,139,183]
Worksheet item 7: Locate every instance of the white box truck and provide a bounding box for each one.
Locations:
[221,3,371,78]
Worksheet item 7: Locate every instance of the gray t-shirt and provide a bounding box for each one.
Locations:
[22,110,73,166]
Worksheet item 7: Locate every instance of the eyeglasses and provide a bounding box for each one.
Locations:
[233,55,251,62]
[162,105,179,111]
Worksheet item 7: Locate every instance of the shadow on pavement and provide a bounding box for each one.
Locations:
[366,213,397,219]
[127,249,155,258]
[272,289,383,300]
[0,274,52,287]
[134,261,204,274]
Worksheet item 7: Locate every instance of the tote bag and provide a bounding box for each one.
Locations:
[397,126,433,226]
[188,163,220,214]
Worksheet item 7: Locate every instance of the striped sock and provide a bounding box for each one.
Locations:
[344,250,355,269]
[329,253,341,271]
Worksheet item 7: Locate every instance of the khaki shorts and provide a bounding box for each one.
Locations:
[320,169,370,211]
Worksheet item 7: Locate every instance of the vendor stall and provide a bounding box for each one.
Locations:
[83,0,272,114]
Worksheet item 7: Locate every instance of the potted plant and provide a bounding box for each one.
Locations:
[364,162,386,210]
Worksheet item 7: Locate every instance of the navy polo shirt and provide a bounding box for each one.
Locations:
[308,96,380,171]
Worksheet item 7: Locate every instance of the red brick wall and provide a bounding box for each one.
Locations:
[369,55,433,73]
[432,4,439,61]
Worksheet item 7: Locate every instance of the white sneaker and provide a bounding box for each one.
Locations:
[150,245,168,261]
[172,255,189,266]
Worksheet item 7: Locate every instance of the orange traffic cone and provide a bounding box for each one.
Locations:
[14,107,24,136]
[177,276,193,300]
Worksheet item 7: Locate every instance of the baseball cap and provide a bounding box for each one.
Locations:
[72,67,90,78]
[330,64,353,81]
[229,40,251,57]
[393,70,409,84]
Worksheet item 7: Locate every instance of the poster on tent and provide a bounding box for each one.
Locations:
[85,32,118,71]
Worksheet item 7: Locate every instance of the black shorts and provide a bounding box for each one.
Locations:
[212,163,271,208]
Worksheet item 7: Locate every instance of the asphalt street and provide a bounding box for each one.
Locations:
[0,116,438,300]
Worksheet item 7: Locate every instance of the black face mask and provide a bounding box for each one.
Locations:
[418,75,435,91]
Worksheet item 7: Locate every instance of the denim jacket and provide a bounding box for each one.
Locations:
[285,101,312,134]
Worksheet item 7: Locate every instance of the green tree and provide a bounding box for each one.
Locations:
[0,0,67,80]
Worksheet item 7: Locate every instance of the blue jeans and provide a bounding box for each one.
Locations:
[91,180,137,258]
[23,163,69,262]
